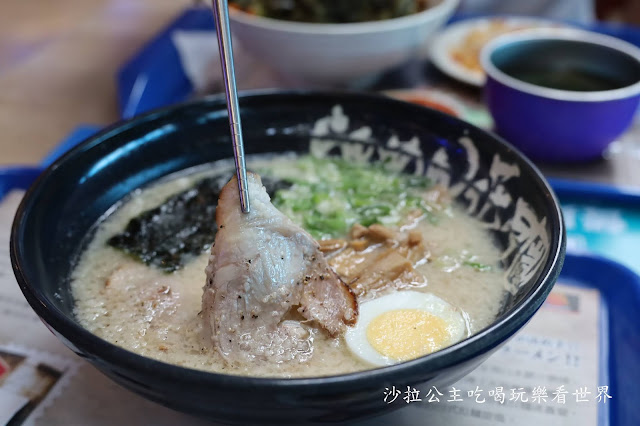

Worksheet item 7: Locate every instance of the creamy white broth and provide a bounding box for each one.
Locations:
[71,156,507,378]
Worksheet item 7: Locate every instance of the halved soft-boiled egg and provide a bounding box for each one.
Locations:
[345,291,467,366]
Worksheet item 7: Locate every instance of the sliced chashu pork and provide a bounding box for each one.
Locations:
[202,173,357,364]
[323,224,430,299]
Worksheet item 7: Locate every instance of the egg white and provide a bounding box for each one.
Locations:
[345,291,467,366]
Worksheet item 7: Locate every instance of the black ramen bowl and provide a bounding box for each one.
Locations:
[11,91,565,425]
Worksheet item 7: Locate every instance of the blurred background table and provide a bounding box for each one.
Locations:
[0,0,191,164]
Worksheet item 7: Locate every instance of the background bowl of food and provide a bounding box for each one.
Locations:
[227,0,459,85]
[430,16,573,87]
[11,91,565,424]
[481,29,640,163]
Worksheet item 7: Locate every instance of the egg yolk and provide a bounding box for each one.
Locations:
[366,309,450,361]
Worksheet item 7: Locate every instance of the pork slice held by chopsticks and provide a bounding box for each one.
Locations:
[201,172,357,363]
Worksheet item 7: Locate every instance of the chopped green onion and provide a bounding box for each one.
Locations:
[266,156,439,238]
[463,261,493,272]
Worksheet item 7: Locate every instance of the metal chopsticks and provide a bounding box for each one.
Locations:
[211,0,250,213]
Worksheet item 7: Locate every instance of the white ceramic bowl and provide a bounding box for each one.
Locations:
[229,0,459,85]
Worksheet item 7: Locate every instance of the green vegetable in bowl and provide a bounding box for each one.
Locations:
[230,0,434,23]
[267,156,435,240]
[463,261,493,272]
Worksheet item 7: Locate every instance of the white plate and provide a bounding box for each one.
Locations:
[430,17,573,87]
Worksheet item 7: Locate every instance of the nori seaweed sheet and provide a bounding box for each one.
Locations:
[107,174,291,272]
